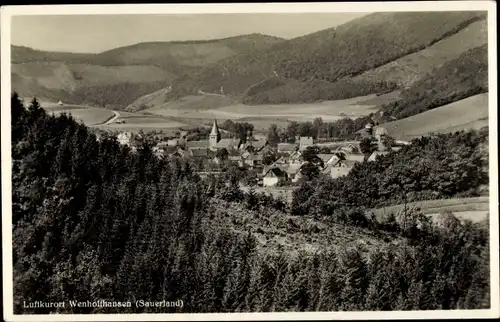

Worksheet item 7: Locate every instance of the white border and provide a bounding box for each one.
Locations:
[1,2,498,321]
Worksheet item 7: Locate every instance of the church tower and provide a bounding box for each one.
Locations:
[209,119,221,151]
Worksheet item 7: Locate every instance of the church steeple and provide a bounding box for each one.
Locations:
[210,119,220,136]
[209,119,221,150]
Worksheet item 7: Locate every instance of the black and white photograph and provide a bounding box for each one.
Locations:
[1,2,498,321]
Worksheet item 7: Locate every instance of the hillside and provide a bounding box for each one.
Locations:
[12,34,284,68]
[166,11,485,102]
[11,34,285,108]
[378,44,488,121]
[380,93,489,140]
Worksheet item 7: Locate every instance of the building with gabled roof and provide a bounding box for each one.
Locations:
[317,153,337,165]
[263,167,287,187]
[326,159,358,179]
[342,152,365,163]
[299,136,314,149]
[367,151,390,162]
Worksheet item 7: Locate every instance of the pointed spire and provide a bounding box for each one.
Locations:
[210,119,220,136]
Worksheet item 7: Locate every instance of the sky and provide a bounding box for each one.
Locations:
[11,13,367,53]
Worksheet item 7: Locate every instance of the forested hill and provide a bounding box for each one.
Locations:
[378,44,488,121]
[166,11,485,101]
[11,33,284,108]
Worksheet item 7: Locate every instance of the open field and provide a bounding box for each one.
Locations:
[371,197,490,223]
[381,93,489,140]
[144,93,381,130]
[354,91,401,106]
[128,93,239,112]
[48,107,115,126]
[95,112,188,133]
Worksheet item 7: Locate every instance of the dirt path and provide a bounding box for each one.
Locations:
[102,111,120,125]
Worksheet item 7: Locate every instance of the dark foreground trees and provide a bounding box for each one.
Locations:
[11,93,490,313]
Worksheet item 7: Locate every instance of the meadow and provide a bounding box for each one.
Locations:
[47,107,115,126]
[371,197,490,223]
[382,93,489,140]
[143,93,384,131]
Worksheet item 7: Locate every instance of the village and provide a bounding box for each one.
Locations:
[111,119,410,191]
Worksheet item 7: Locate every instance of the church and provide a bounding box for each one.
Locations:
[182,119,268,154]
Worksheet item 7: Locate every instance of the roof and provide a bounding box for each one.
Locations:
[247,139,267,149]
[214,138,239,149]
[343,153,365,163]
[277,143,296,152]
[264,167,286,177]
[186,140,209,149]
[317,153,335,163]
[166,139,179,146]
[210,119,220,136]
[368,151,390,161]
[374,127,388,136]
[290,151,302,159]
[191,149,209,157]
[246,153,263,161]
[285,163,302,175]
[299,137,313,145]
[229,155,241,161]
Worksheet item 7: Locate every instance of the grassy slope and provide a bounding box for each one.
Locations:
[380,93,489,140]
[167,11,485,100]
[127,92,239,112]
[210,200,400,256]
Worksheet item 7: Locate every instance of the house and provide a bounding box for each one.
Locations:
[356,124,374,140]
[343,153,365,163]
[317,153,337,166]
[277,143,297,154]
[288,151,303,164]
[285,163,303,182]
[241,153,263,168]
[299,136,314,150]
[152,146,166,159]
[170,147,188,158]
[328,159,357,179]
[117,132,133,146]
[242,138,268,152]
[167,138,179,147]
[338,143,360,154]
[263,167,287,187]
[367,151,390,162]
[57,100,64,106]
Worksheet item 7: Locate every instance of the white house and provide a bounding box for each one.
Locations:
[263,168,287,187]
[367,151,390,162]
[117,132,133,146]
